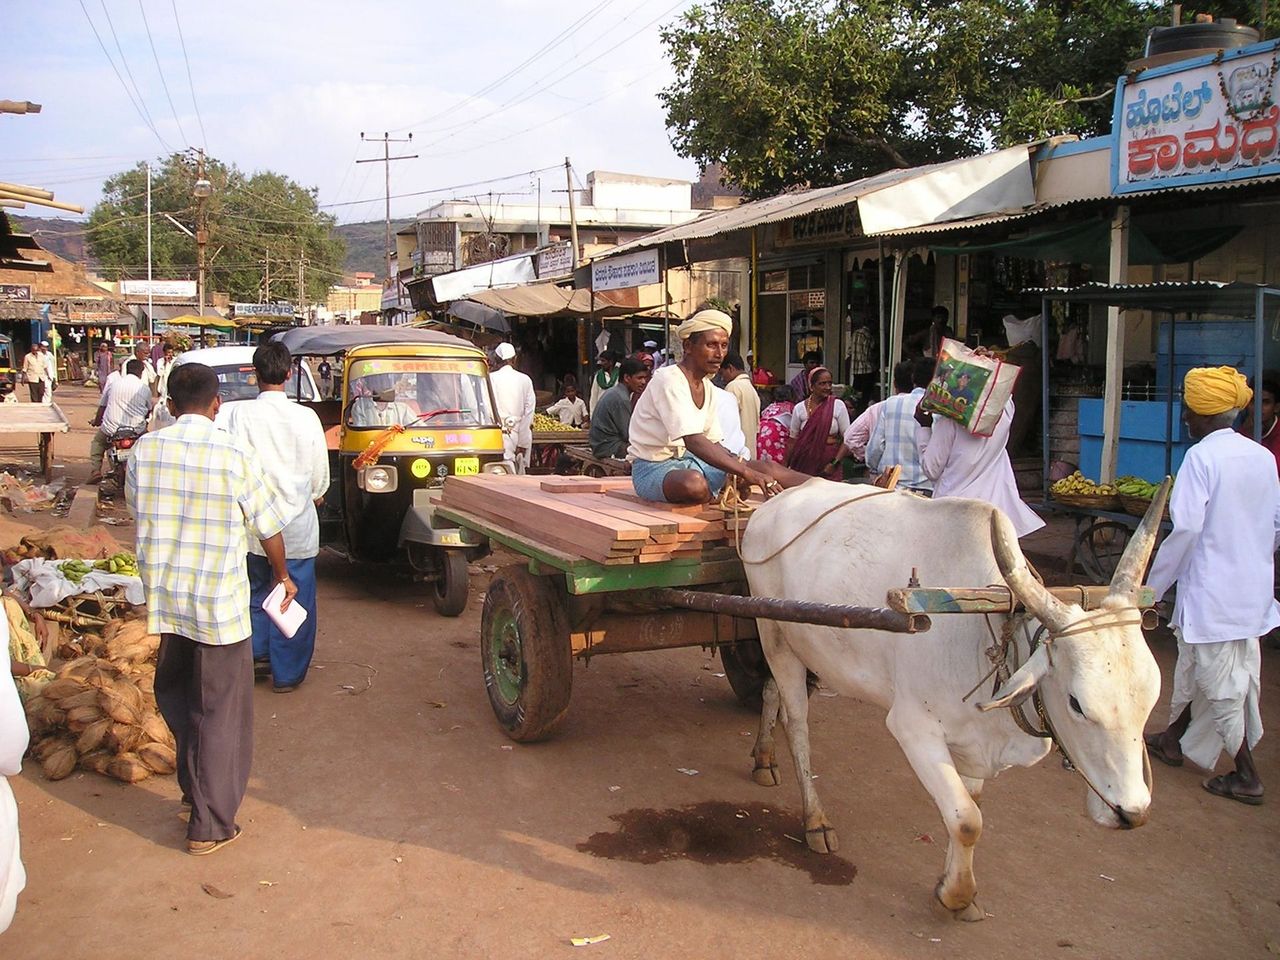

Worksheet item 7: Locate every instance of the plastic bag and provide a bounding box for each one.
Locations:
[921,338,1021,437]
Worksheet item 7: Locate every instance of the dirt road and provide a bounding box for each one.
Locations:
[4,386,1279,959]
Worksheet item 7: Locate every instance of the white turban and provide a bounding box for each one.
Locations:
[495,342,516,361]
[676,309,732,341]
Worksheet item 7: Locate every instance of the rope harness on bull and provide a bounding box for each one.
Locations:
[971,605,1147,813]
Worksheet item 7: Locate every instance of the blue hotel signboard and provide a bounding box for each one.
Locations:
[1112,38,1280,194]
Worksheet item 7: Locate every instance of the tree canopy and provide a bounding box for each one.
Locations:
[87,153,346,304]
[660,0,1268,196]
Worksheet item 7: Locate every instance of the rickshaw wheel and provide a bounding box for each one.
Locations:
[432,550,469,617]
[481,565,572,742]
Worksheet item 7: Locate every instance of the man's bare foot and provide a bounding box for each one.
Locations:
[1145,731,1183,767]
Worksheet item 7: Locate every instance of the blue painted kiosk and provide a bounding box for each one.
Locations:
[1032,281,1280,581]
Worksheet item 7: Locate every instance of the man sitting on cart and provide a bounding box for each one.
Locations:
[627,309,809,504]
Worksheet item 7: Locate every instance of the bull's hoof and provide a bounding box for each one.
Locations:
[751,762,781,787]
[931,884,984,922]
[805,824,839,854]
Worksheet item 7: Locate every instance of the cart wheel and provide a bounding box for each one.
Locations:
[1077,520,1132,585]
[481,565,572,742]
[720,639,771,711]
[583,463,606,479]
[432,550,469,617]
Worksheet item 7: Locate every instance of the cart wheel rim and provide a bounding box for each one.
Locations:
[488,607,523,705]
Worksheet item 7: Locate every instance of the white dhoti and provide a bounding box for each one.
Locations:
[501,431,526,475]
[1169,634,1262,771]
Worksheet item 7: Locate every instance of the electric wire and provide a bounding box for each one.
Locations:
[98,0,167,144]
[170,0,208,149]
[139,0,190,146]
[76,0,171,151]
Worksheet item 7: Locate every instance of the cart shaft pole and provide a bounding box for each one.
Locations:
[645,589,929,633]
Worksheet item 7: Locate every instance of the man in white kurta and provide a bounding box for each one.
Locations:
[489,342,535,474]
[721,353,760,458]
[0,612,28,932]
[1145,366,1280,804]
[915,396,1044,538]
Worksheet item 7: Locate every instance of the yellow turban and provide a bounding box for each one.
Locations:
[1184,366,1252,416]
[676,309,733,341]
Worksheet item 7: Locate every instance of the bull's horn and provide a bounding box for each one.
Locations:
[1109,477,1172,603]
[990,510,1074,633]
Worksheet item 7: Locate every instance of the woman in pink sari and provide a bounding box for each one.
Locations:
[788,367,850,476]
[756,385,795,463]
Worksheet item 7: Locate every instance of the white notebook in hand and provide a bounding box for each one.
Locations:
[262,582,308,639]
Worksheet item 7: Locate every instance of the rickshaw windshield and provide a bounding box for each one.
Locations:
[346,357,497,429]
[215,364,315,401]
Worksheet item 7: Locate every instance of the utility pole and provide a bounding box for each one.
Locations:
[297,244,307,317]
[146,161,153,344]
[260,247,272,303]
[564,156,580,262]
[358,132,417,288]
[193,148,211,318]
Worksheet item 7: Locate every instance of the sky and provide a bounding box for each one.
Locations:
[3,0,700,225]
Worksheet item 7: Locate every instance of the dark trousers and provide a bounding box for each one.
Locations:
[26,381,43,403]
[154,634,253,842]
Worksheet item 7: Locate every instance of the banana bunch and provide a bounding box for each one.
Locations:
[533,413,576,432]
[1050,470,1117,497]
[94,552,139,577]
[58,559,95,585]
[1115,475,1160,499]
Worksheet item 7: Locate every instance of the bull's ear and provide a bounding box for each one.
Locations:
[977,645,1052,712]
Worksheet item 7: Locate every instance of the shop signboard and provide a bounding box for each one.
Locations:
[232,302,294,317]
[120,279,197,297]
[591,249,660,292]
[0,284,31,301]
[1113,39,1280,194]
[774,203,859,246]
[535,240,574,279]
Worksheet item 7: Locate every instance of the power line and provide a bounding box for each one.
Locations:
[319,163,563,210]
[170,0,207,149]
[76,0,170,151]
[98,0,168,146]
[416,0,687,147]
[139,0,189,146]
[388,0,619,134]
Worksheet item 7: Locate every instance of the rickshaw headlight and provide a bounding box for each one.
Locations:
[361,465,398,493]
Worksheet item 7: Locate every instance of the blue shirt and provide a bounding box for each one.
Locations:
[866,388,932,492]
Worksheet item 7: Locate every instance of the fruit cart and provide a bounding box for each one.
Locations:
[1033,281,1278,583]
[529,423,589,474]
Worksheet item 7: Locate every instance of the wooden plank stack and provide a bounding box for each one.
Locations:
[440,474,757,565]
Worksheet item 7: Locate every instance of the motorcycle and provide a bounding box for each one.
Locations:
[106,425,144,489]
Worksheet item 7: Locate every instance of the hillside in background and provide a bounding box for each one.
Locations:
[9,215,91,266]
[9,214,406,281]
[335,219,413,276]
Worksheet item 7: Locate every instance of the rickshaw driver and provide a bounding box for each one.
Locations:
[349,373,416,428]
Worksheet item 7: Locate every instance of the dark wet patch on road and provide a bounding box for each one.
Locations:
[576,800,856,885]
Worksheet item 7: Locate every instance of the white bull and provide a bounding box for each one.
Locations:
[741,480,1167,920]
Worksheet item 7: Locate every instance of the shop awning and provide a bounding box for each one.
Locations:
[429,254,537,303]
[589,143,1037,265]
[1027,280,1280,313]
[164,313,235,330]
[464,284,651,318]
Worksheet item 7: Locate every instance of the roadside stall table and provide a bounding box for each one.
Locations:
[0,402,70,479]
[529,427,589,474]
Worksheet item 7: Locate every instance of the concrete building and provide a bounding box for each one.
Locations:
[326,272,383,321]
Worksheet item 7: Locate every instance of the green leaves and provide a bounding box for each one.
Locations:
[659,0,1164,195]
[87,153,345,304]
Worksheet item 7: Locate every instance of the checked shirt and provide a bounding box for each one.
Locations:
[126,414,287,646]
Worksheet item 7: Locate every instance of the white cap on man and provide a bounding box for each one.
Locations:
[495,342,516,361]
[643,340,658,349]
[39,340,48,346]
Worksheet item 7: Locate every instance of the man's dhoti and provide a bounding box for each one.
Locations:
[1169,634,1263,771]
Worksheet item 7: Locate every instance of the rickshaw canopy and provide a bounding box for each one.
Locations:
[274,326,474,356]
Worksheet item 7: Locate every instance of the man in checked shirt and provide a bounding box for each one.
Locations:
[127,363,297,856]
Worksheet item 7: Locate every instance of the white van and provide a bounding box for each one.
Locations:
[159,345,320,427]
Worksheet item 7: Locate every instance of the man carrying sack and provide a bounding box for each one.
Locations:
[1145,366,1280,805]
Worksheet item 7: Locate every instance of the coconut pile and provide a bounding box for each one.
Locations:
[24,619,177,784]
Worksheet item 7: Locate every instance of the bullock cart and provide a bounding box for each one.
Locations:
[1031,281,1279,584]
[431,474,1150,742]
[562,445,631,478]
[0,402,69,479]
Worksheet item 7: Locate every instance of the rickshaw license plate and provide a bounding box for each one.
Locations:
[454,457,479,476]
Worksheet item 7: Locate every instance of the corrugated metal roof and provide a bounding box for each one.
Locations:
[1026,280,1280,312]
[590,147,1035,260]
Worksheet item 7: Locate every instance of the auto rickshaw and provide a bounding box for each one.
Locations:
[275,326,505,615]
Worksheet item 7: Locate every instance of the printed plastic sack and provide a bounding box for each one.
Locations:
[921,338,1021,437]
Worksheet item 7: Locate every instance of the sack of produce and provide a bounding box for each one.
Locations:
[921,338,1021,437]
